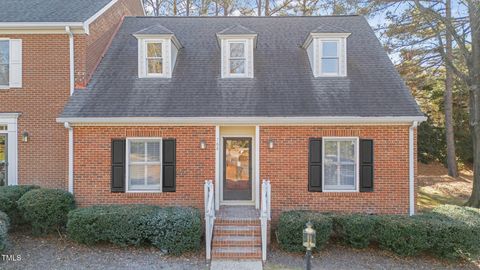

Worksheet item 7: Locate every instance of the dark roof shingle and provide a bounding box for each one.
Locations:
[61,16,423,118]
[0,0,113,22]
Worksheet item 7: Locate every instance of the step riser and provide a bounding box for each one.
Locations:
[215,219,260,226]
[213,241,261,247]
[214,230,261,237]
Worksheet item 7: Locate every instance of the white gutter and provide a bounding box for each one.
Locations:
[0,22,84,28]
[409,121,418,216]
[56,116,427,126]
[65,122,74,194]
[65,26,75,95]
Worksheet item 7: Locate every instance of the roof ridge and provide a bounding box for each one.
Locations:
[126,15,361,19]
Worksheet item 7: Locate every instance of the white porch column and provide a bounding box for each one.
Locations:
[255,125,260,209]
[215,125,220,211]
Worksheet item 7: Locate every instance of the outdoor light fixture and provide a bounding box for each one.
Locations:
[268,139,274,149]
[303,221,316,270]
[22,131,29,143]
[200,140,206,149]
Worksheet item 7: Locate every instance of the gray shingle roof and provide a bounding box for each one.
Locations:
[217,24,257,35]
[61,16,424,118]
[134,24,174,35]
[0,0,113,22]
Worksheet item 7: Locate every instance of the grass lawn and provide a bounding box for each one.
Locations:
[418,162,473,212]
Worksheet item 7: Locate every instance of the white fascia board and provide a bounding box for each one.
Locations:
[133,34,183,49]
[57,116,427,126]
[302,32,351,49]
[83,0,119,35]
[0,22,85,33]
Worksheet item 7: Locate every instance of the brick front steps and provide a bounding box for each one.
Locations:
[211,206,262,260]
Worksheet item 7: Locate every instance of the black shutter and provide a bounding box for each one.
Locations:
[111,139,126,193]
[359,139,374,192]
[162,139,176,192]
[308,138,322,192]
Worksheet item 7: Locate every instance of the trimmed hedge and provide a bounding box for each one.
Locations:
[17,188,75,235]
[0,211,9,251]
[67,205,202,255]
[277,211,332,252]
[333,214,377,249]
[0,185,39,225]
[277,205,480,260]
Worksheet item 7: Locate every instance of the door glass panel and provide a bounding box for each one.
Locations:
[223,138,252,201]
[0,135,7,186]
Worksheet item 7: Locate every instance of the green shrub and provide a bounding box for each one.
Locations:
[277,211,332,252]
[333,214,377,249]
[0,211,9,251]
[145,207,202,255]
[422,205,480,260]
[67,205,202,255]
[375,215,430,256]
[17,188,75,235]
[0,185,39,225]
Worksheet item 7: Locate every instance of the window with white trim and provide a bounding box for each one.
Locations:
[323,138,358,191]
[228,41,247,75]
[127,139,162,192]
[320,40,339,75]
[0,40,9,87]
[145,41,163,76]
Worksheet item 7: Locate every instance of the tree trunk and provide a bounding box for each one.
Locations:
[215,0,219,16]
[466,0,480,207]
[265,0,269,16]
[257,0,262,16]
[186,0,190,16]
[444,0,458,177]
[173,0,177,15]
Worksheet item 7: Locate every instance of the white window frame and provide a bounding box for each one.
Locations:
[322,137,359,192]
[0,38,10,89]
[125,137,163,193]
[144,40,164,77]
[319,39,341,76]
[226,39,249,78]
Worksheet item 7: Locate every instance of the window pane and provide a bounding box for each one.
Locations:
[340,164,355,186]
[146,165,161,186]
[148,59,163,74]
[147,43,162,57]
[0,41,8,86]
[230,59,245,74]
[322,58,338,74]
[339,140,355,163]
[230,43,245,58]
[130,142,145,162]
[324,163,337,186]
[129,164,144,186]
[322,41,338,57]
[147,142,161,162]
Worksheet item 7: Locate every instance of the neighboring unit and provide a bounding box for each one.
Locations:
[0,0,145,188]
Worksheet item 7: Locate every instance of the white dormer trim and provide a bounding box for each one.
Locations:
[135,34,181,79]
[303,33,350,77]
[217,34,256,79]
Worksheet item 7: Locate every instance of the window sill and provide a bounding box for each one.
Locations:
[124,192,164,197]
[315,192,363,197]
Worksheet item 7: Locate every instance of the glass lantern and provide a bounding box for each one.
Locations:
[303,221,316,251]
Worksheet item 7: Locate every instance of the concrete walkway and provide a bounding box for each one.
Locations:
[210,260,262,270]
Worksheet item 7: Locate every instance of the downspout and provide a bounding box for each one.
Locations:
[65,26,74,193]
[409,121,418,216]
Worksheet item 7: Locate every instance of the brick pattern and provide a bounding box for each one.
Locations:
[73,126,215,208]
[0,0,143,189]
[259,125,415,224]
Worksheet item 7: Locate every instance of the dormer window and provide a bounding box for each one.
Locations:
[320,40,340,75]
[228,41,247,75]
[217,25,257,79]
[145,41,163,76]
[303,26,350,77]
[133,24,182,79]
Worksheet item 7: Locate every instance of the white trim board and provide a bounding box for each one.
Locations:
[0,113,19,186]
[58,116,427,126]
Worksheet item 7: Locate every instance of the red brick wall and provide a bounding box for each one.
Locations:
[83,0,145,87]
[0,0,144,188]
[0,34,70,188]
[260,125,415,223]
[73,126,215,209]
[72,125,417,221]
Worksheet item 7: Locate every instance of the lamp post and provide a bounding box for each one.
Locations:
[303,221,316,270]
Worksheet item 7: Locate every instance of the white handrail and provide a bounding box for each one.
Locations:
[260,179,271,261]
[204,180,215,261]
